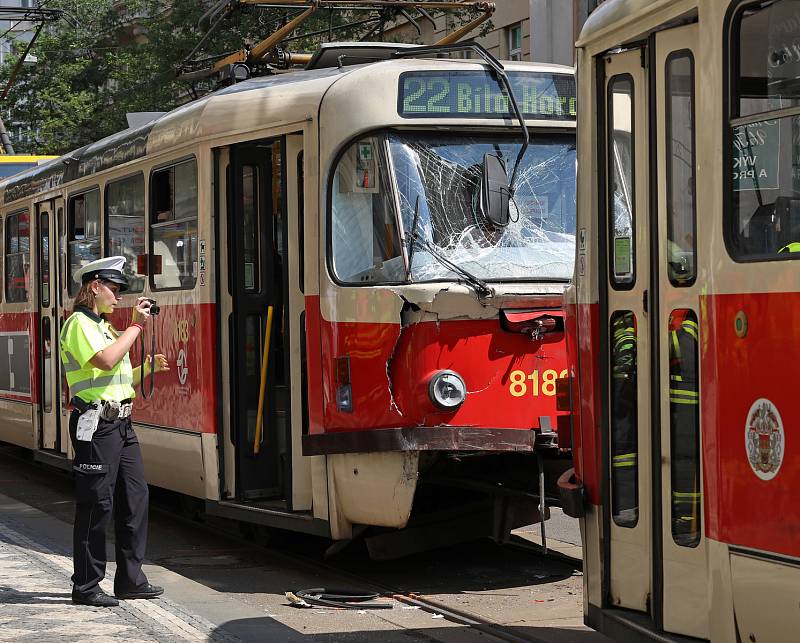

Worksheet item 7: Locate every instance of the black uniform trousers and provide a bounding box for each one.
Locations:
[69,409,150,599]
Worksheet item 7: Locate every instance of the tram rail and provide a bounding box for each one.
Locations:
[1,442,584,642]
[143,484,582,643]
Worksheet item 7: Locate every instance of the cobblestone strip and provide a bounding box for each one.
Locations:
[0,516,241,643]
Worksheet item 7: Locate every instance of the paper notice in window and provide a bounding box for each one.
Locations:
[614,236,632,276]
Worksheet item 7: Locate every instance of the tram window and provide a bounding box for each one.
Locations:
[666,52,697,286]
[0,216,3,304]
[106,174,145,293]
[607,75,635,287]
[42,316,52,413]
[668,309,701,548]
[5,210,30,303]
[40,211,50,307]
[610,310,638,528]
[298,151,304,294]
[735,0,800,118]
[150,159,198,290]
[729,1,800,261]
[331,136,403,284]
[242,165,260,292]
[67,189,101,297]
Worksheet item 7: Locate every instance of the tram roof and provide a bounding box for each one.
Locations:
[1,56,574,205]
[577,0,682,47]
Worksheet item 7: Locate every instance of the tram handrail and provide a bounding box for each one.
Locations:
[254,306,274,455]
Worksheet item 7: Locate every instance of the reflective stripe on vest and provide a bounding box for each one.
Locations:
[613,453,637,468]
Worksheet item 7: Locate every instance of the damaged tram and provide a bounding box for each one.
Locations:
[0,44,577,555]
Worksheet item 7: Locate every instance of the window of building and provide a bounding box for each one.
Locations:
[106,174,145,293]
[150,158,198,290]
[5,210,30,303]
[508,23,523,61]
[67,189,101,296]
[728,0,800,261]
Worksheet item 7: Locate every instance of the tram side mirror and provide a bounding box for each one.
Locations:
[478,153,511,228]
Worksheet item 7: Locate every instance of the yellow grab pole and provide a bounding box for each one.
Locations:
[253,306,274,455]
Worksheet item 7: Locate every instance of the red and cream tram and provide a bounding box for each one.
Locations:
[0,44,577,556]
[564,0,799,640]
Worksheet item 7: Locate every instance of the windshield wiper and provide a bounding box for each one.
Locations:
[405,192,493,298]
[408,230,495,300]
[406,194,422,279]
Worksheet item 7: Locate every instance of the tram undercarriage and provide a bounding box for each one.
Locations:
[209,439,571,560]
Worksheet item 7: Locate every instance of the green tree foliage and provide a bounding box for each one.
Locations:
[0,1,477,154]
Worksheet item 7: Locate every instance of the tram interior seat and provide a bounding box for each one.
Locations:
[742,196,800,255]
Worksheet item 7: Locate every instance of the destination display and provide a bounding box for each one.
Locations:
[398,71,576,120]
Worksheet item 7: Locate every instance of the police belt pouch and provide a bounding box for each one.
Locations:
[76,406,101,441]
[99,399,132,421]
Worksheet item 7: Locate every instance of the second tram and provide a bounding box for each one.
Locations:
[566,0,799,640]
[0,44,577,555]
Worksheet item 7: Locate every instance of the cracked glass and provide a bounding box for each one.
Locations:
[389,132,576,282]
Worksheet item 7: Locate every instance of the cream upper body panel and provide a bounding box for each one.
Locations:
[146,68,347,153]
[318,59,575,170]
[577,0,698,54]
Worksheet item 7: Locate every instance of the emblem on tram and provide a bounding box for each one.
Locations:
[744,398,784,480]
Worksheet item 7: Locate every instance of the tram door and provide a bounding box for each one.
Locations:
[35,197,67,454]
[602,27,708,638]
[602,49,652,613]
[229,141,290,501]
[653,24,708,639]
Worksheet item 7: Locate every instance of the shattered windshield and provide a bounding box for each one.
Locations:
[389,133,576,282]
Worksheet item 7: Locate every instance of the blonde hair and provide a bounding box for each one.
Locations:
[72,281,98,312]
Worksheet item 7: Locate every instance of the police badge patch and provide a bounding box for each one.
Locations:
[745,398,784,481]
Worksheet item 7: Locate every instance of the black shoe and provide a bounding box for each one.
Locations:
[115,583,164,600]
[72,591,119,607]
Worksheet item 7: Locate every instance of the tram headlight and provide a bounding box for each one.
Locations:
[428,370,467,411]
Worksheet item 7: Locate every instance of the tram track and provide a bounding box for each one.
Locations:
[147,491,582,643]
[1,447,584,643]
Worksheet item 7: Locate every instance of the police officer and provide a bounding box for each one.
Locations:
[60,256,169,607]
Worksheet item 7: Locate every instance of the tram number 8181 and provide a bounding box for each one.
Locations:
[508,369,568,397]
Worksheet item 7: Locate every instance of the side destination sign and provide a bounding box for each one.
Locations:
[398,71,576,120]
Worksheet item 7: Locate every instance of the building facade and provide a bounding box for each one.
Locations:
[385,0,606,65]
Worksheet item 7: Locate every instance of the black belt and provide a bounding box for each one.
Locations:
[71,397,133,418]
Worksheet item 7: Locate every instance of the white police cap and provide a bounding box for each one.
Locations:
[75,256,129,291]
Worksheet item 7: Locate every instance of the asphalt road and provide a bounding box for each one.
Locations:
[0,445,610,642]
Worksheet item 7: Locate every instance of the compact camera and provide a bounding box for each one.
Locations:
[147,298,160,315]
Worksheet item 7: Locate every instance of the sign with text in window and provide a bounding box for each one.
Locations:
[733,120,780,191]
[398,71,576,120]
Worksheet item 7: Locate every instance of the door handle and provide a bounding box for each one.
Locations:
[643,289,648,314]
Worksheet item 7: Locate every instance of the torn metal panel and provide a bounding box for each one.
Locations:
[392,283,570,321]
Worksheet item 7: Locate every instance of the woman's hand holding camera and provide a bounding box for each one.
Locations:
[132,297,153,324]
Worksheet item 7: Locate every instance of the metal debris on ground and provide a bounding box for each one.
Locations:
[288,588,394,610]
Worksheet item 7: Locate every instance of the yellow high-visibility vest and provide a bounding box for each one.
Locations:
[60,307,134,403]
